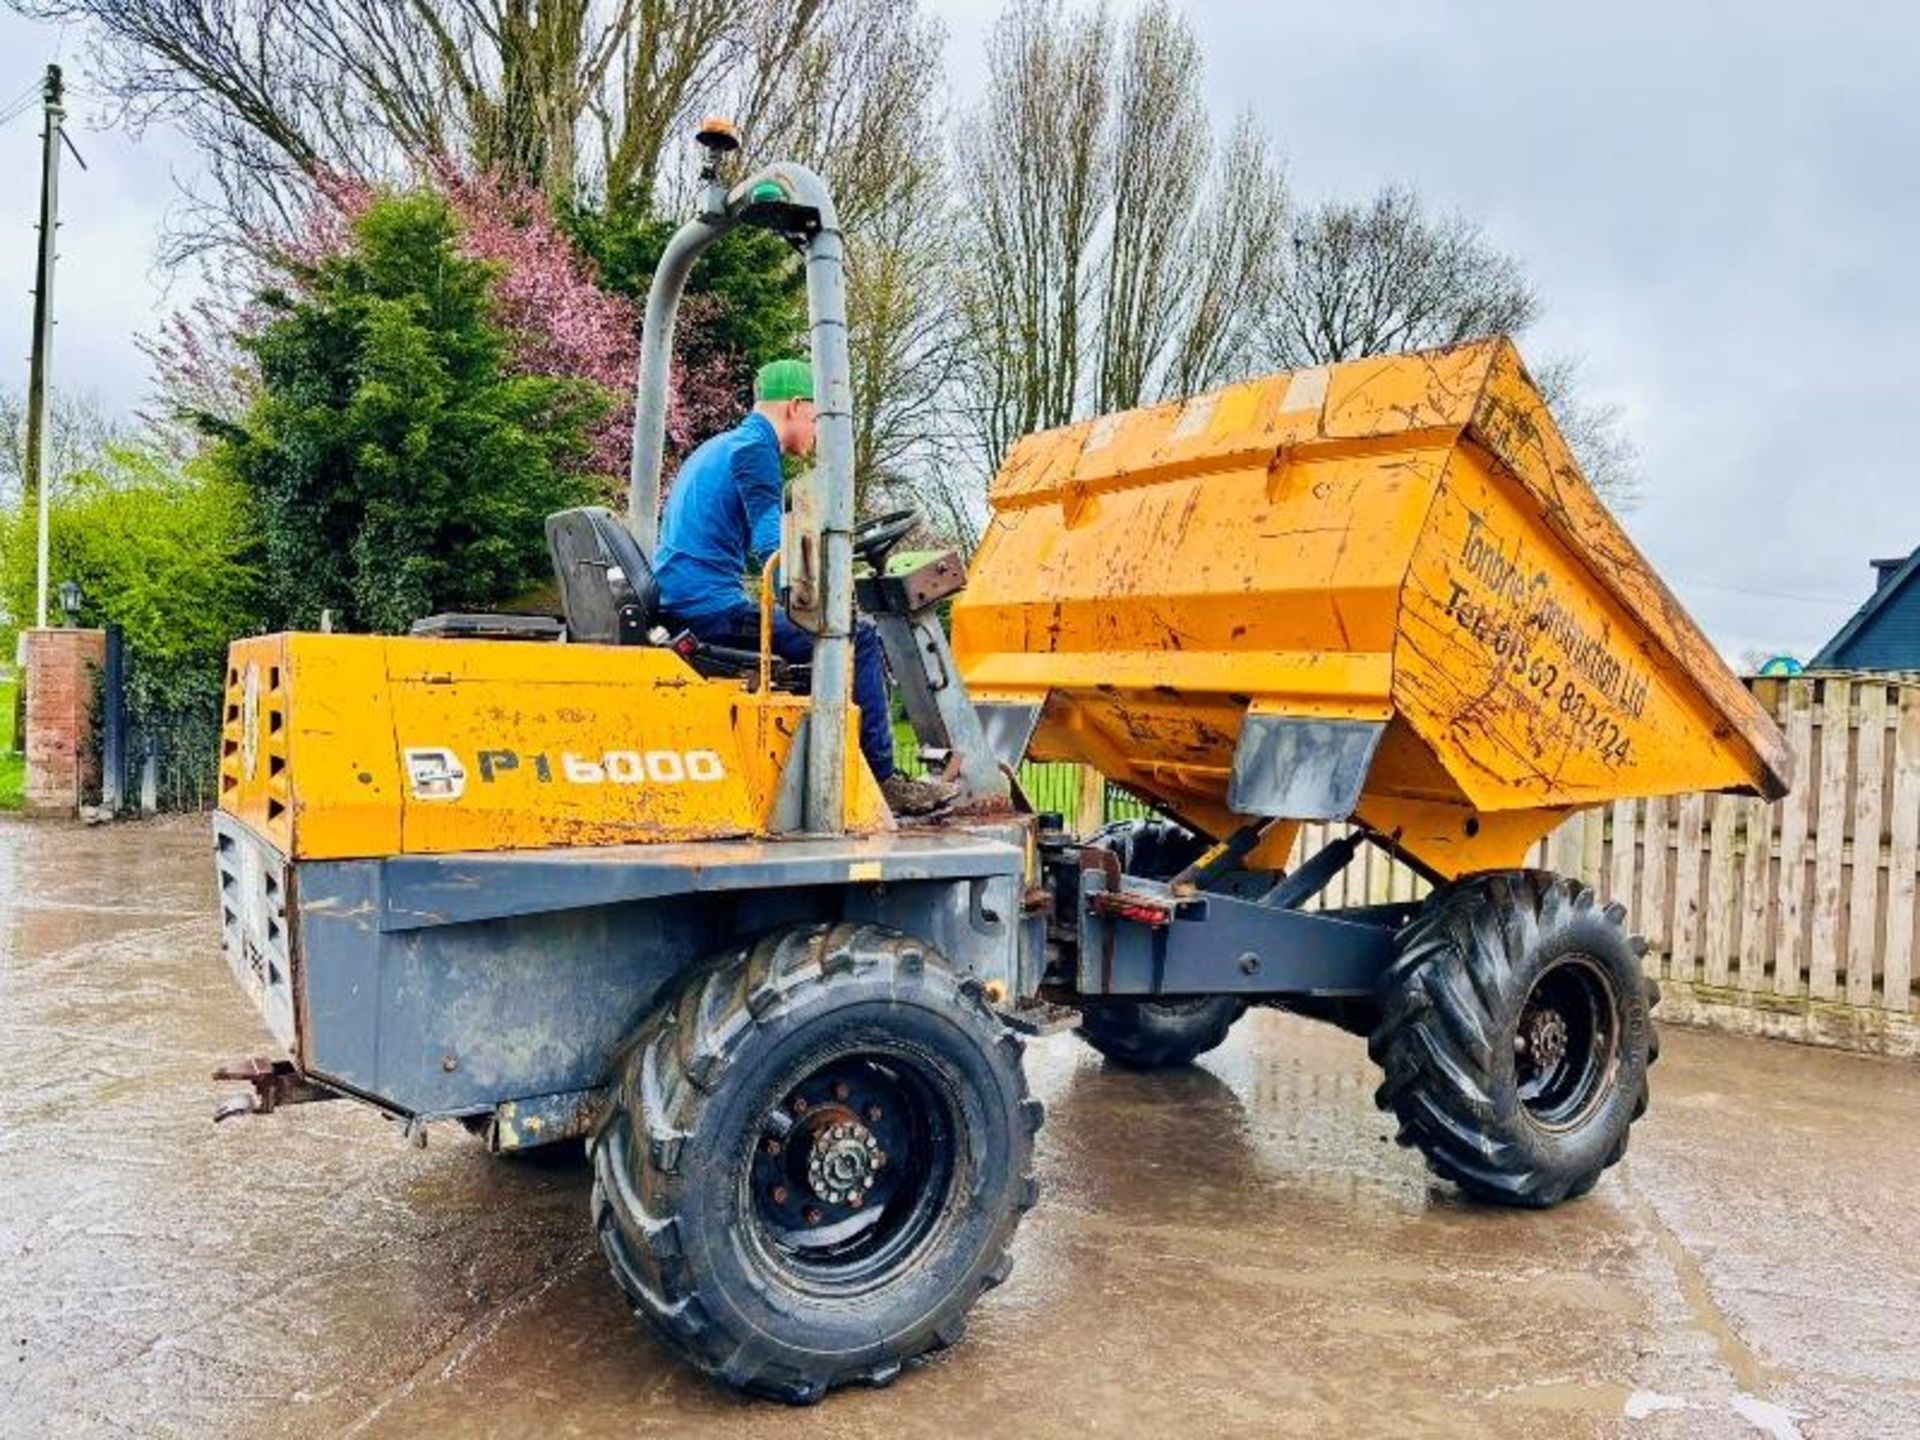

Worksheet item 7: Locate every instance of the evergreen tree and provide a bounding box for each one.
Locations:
[220,192,608,632]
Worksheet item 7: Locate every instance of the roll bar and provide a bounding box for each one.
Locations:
[627,138,854,837]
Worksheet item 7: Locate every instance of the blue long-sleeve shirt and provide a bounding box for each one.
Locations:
[653,411,784,626]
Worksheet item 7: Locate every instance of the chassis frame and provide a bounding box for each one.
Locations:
[214,807,1419,1147]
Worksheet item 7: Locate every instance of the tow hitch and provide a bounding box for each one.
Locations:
[212,1057,337,1122]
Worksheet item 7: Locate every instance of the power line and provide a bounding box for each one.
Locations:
[1674,576,1860,608]
[0,82,45,127]
[0,75,42,109]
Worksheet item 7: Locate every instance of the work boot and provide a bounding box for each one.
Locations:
[881,771,959,817]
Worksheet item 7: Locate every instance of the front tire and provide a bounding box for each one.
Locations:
[1369,871,1657,1208]
[591,923,1042,1403]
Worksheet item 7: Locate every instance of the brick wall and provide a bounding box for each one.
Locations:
[24,628,105,816]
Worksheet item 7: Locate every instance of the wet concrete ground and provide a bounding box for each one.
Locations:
[2,818,1918,1438]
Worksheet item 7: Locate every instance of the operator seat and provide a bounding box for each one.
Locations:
[544,505,808,690]
[545,506,658,646]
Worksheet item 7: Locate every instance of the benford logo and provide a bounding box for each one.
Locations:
[403,747,468,801]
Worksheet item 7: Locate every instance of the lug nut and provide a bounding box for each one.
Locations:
[805,1207,823,1225]
[847,1192,864,1209]
[771,1185,789,1204]
[791,1096,809,1115]
[834,1082,850,1101]
[867,1105,883,1123]
[764,1137,781,1155]
[873,1150,886,1168]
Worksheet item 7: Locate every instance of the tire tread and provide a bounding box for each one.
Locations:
[1368,870,1657,1208]
[590,922,1040,1402]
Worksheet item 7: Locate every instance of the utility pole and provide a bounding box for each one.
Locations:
[25,62,65,631]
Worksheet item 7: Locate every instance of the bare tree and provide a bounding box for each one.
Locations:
[1094,0,1204,413]
[0,388,124,508]
[734,0,966,529]
[837,136,964,525]
[621,0,822,210]
[1162,112,1289,400]
[1250,186,1640,504]
[952,2,1292,482]
[1258,186,1538,368]
[12,0,887,243]
[1533,352,1643,506]
[953,0,1113,465]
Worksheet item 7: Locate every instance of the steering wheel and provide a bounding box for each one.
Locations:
[852,505,924,565]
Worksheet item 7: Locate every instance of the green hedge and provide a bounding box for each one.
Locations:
[0,676,20,811]
[0,450,260,810]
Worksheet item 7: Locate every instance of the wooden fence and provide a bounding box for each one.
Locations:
[922,673,1920,1056]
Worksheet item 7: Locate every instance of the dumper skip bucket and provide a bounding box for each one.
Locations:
[955,339,1790,876]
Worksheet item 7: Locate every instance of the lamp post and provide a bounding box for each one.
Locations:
[57,579,82,627]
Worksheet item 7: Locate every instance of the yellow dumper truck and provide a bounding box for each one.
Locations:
[211,134,1790,1402]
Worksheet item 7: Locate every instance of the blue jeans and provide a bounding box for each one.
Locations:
[686,608,897,782]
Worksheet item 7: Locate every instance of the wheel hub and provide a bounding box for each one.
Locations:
[1512,954,1622,1131]
[804,1108,884,1206]
[1519,1007,1570,1072]
[749,1058,932,1276]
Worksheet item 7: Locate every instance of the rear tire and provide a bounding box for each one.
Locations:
[1369,871,1657,1208]
[1074,819,1246,1069]
[1083,816,1208,876]
[1078,996,1248,1069]
[590,923,1042,1403]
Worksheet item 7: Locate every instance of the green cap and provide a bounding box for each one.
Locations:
[754,358,814,403]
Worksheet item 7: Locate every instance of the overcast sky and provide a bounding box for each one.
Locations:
[4,2,1916,663]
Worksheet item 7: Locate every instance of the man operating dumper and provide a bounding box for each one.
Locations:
[653,358,958,817]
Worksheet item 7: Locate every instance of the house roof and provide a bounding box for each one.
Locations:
[1812,545,1920,668]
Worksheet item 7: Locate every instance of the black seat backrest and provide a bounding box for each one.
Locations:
[545,507,659,645]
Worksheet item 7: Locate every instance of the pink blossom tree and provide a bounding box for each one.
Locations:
[147,166,744,501]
